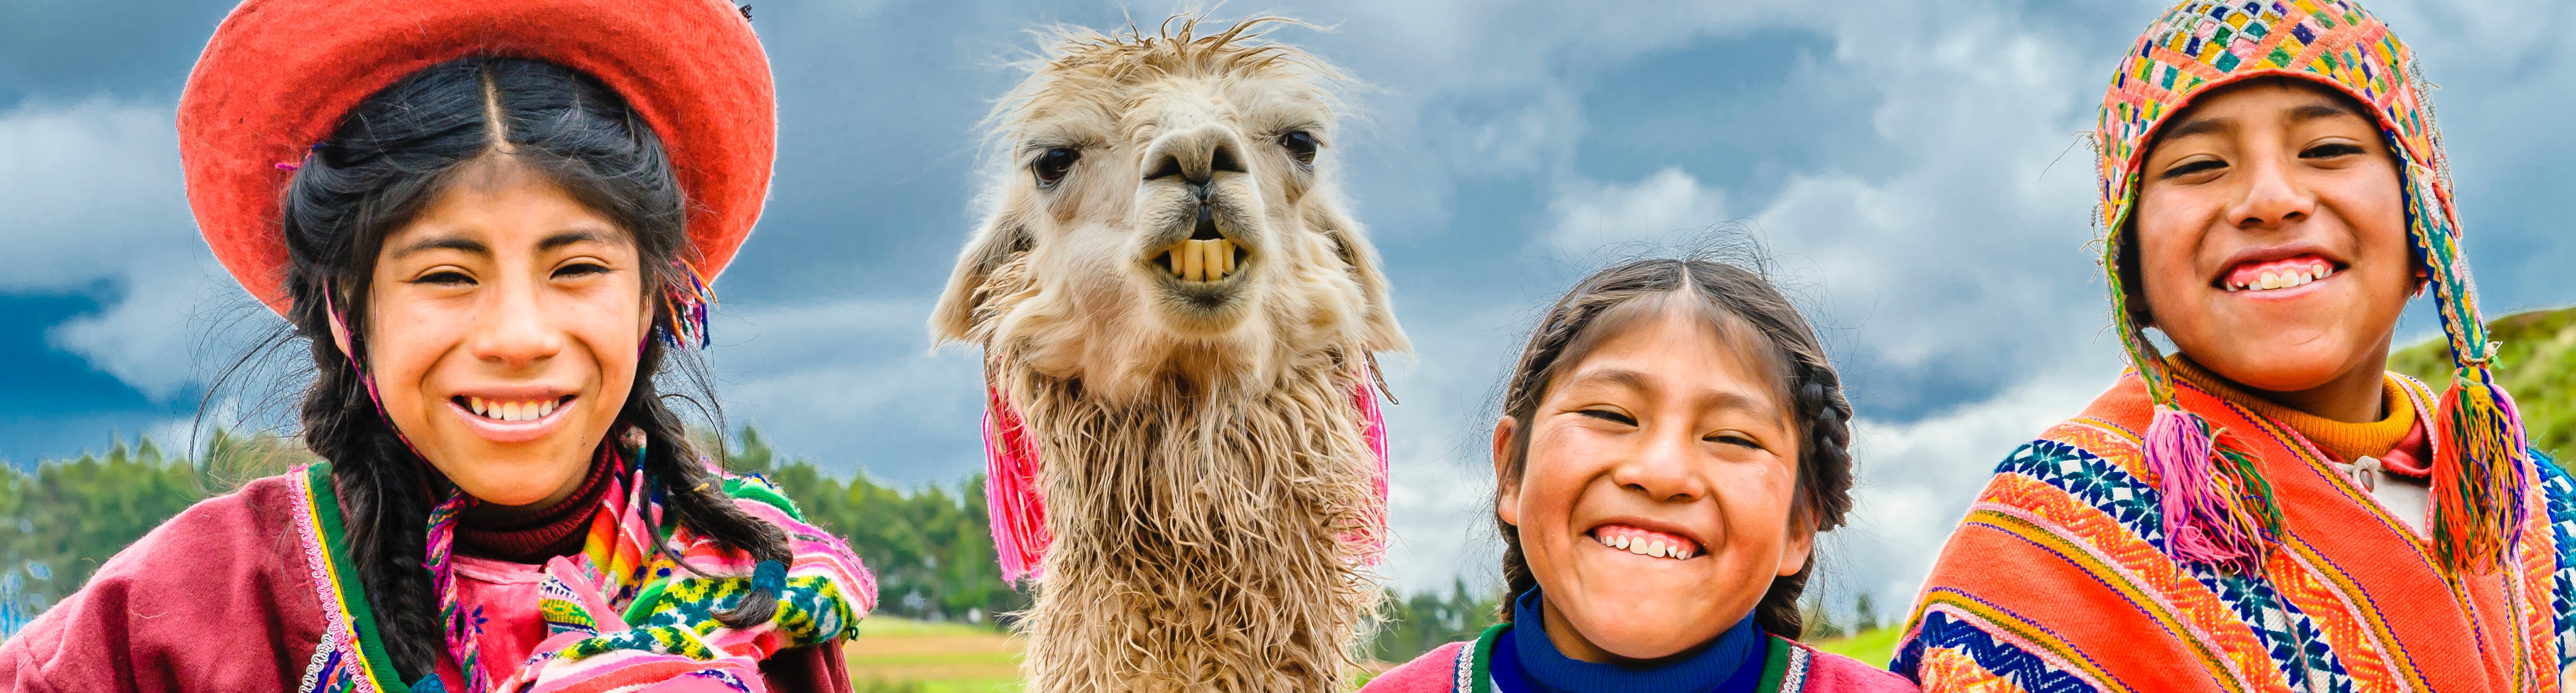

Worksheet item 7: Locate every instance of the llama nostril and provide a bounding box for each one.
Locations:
[1145,155,1184,182]
[1209,146,1242,174]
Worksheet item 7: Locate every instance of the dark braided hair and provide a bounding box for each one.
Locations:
[277,57,791,682]
[1490,256,1855,639]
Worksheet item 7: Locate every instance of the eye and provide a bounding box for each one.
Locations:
[553,261,611,279]
[2159,157,2227,181]
[1704,432,1762,450]
[2301,141,2366,159]
[414,269,475,286]
[1278,130,1318,165]
[1577,408,1635,426]
[1033,147,1080,188]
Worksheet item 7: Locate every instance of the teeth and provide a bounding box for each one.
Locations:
[1162,239,1243,283]
[539,400,556,418]
[471,397,486,416]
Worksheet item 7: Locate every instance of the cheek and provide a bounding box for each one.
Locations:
[1515,426,1615,531]
[367,295,471,391]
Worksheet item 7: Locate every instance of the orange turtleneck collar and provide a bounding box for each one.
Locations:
[2166,356,2421,467]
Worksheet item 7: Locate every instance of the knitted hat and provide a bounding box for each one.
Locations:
[2096,0,2528,573]
[177,0,774,324]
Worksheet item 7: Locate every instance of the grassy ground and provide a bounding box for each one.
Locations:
[1809,626,1902,670]
[846,618,1022,693]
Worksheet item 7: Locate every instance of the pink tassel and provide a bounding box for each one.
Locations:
[1348,376,1392,564]
[982,388,1050,582]
[2146,407,2265,572]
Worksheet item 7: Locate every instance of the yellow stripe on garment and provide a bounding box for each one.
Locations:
[1961,508,2259,693]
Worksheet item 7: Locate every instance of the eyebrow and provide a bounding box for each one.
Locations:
[393,234,488,259]
[538,230,609,252]
[1564,367,1781,418]
[2287,102,2367,124]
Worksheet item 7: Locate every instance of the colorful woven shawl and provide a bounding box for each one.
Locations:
[424,443,876,693]
[2093,0,2531,575]
[1893,373,2576,692]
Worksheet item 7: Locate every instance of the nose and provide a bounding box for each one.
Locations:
[469,275,564,370]
[1141,124,1247,201]
[1610,421,1709,504]
[2227,151,2315,230]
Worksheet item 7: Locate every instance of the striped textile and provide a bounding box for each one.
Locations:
[1894,373,2576,693]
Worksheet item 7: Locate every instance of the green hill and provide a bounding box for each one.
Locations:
[2389,305,2576,459]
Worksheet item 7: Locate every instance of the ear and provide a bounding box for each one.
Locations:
[1491,415,1521,527]
[1306,203,1409,354]
[1776,498,1818,578]
[930,208,1033,346]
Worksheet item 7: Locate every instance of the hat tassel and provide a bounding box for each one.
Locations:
[2146,406,2278,573]
[2432,365,2531,574]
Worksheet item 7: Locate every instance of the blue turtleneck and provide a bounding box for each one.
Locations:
[1489,589,1766,693]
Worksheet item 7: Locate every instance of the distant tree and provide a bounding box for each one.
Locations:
[1367,579,1502,664]
[1854,592,1879,632]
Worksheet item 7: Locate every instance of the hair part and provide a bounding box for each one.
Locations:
[275,56,787,681]
[1490,256,1855,639]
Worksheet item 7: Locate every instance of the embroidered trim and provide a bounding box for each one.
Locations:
[289,465,389,693]
[1782,644,1811,692]
[1453,637,1475,693]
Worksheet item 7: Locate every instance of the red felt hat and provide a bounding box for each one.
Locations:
[178,0,774,316]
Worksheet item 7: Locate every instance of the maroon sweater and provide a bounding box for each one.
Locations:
[0,474,849,692]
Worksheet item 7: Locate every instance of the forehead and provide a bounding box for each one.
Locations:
[2150,78,2376,143]
[1555,298,1790,405]
[1006,52,1336,146]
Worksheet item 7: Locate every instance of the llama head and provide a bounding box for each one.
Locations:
[932,16,1406,402]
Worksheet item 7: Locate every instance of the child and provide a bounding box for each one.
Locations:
[0,1,875,692]
[1367,258,1916,693]
[1895,2,2575,691]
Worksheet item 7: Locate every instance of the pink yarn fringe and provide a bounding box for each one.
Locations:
[982,388,1050,582]
[2145,407,2260,572]
[1350,375,1392,564]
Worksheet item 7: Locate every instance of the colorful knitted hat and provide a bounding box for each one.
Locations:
[2096,0,2528,574]
[177,0,772,341]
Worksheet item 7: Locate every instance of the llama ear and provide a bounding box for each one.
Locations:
[1307,204,1409,354]
[931,209,1032,346]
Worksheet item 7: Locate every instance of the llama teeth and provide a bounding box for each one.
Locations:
[1219,239,1236,274]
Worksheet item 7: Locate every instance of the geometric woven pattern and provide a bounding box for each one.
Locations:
[1895,373,2576,692]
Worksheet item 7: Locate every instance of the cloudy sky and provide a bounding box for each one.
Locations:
[7,0,2573,614]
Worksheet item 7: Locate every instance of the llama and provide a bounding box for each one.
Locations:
[930,15,1408,693]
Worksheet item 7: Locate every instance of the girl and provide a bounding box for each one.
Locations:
[0,1,874,692]
[1895,2,2575,691]
[1367,258,1915,693]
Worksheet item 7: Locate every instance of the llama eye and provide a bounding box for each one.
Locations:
[1033,148,1080,188]
[1278,130,1318,165]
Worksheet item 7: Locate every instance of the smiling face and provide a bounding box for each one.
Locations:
[359,155,650,509]
[1493,300,1813,664]
[2132,78,2414,419]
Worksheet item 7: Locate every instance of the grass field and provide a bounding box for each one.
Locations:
[845,618,1905,692]
[848,618,1022,693]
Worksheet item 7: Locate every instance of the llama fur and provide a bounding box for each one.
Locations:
[931,15,1407,693]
